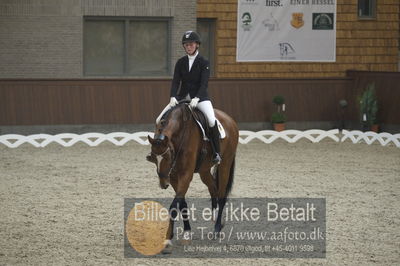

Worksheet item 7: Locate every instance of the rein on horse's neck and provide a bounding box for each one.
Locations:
[157,104,191,145]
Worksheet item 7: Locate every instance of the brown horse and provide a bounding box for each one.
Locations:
[147,103,238,251]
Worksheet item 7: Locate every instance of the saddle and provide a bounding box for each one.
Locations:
[159,103,225,173]
[159,102,225,141]
[190,108,226,141]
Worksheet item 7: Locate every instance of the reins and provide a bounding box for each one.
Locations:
[155,104,191,177]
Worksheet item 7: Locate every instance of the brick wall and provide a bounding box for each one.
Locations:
[197,0,399,78]
[0,0,197,78]
[170,0,197,69]
[0,0,82,78]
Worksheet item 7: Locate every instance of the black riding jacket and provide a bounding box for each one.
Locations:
[170,54,210,102]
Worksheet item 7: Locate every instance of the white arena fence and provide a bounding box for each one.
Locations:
[0,130,399,148]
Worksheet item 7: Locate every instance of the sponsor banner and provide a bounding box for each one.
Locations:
[124,198,326,258]
[237,0,336,62]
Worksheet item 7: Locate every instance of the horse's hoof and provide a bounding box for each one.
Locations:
[161,240,173,254]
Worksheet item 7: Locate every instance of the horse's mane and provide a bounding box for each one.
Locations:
[157,103,191,138]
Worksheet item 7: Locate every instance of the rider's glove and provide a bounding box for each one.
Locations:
[169,97,178,107]
[189,97,200,109]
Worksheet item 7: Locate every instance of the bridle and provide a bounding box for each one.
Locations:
[151,146,170,157]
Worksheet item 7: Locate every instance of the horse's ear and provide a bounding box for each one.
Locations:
[148,135,155,145]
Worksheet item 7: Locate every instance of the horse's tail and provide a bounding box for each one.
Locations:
[225,155,236,197]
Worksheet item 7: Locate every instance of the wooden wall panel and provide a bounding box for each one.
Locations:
[1,72,398,126]
[208,78,352,123]
[0,80,171,125]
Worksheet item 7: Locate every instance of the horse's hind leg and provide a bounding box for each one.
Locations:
[215,173,231,234]
[200,169,225,234]
[214,157,235,233]
[199,171,218,215]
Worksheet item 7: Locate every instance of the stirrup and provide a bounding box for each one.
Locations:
[212,153,222,165]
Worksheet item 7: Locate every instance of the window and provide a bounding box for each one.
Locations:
[197,19,216,76]
[84,18,170,76]
[358,0,376,19]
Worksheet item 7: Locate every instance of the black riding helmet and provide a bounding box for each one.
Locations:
[182,31,201,45]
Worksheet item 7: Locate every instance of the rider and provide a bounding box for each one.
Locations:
[156,30,222,164]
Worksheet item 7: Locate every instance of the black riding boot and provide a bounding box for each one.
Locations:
[209,123,222,164]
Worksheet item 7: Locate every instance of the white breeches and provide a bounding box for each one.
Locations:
[197,100,216,127]
[156,100,216,127]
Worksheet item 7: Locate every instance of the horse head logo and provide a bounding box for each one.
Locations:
[279,43,296,57]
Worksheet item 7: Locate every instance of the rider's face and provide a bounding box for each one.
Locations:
[183,42,198,55]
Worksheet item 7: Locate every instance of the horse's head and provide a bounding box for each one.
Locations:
[146,104,191,189]
[147,134,174,189]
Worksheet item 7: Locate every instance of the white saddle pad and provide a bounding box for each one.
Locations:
[195,119,226,141]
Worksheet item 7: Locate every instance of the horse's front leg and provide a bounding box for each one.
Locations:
[163,198,177,254]
[166,197,191,235]
[163,172,193,253]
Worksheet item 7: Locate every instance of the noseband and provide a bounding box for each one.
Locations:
[151,145,171,157]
